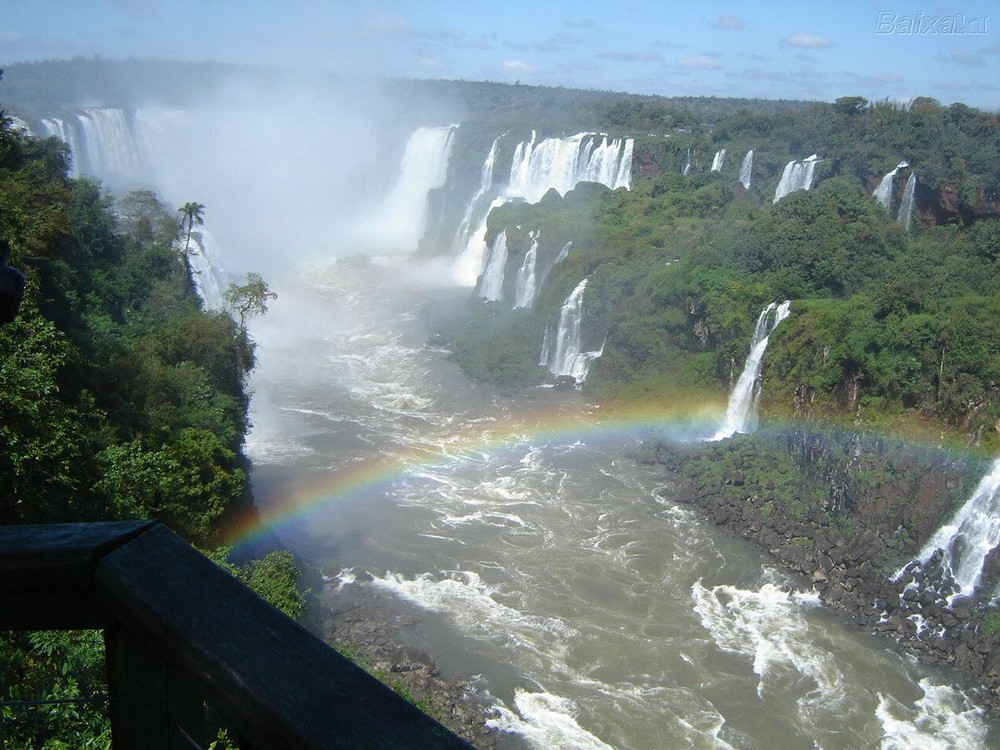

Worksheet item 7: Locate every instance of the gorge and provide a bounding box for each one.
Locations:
[6,59,1000,749]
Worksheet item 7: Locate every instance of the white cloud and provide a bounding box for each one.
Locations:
[502,60,535,72]
[677,54,720,70]
[781,32,833,49]
[419,57,447,71]
[711,15,746,30]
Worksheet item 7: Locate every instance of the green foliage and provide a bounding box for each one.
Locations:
[0,630,111,749]
[223,271,277,331]
[211,547,307,621]
[983,610,1000,638]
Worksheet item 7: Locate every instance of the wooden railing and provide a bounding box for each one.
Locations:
[0,522,476,749]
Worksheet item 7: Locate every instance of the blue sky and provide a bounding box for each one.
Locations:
[3,0,999,109]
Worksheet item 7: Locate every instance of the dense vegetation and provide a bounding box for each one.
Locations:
[442,96,1000,449]
[0,74,303,747]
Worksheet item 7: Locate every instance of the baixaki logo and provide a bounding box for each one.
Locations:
[875,11,989,35]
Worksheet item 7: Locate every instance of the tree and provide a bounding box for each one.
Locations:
[223,272,277,331]
[177,201,205,278]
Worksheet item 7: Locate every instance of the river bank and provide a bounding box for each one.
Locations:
[645,425,1000,715]
[308,572,504,749]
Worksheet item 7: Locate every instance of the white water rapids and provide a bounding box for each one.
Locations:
[244,259,996,750]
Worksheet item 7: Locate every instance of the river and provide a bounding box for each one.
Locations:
[243,256,997,750]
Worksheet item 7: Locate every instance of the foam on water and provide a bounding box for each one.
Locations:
[692,580,846,720]
[370,569,580,668]
[487,689,618,750]
[876,679,986,749]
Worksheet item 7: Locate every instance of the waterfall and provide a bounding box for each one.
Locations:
[512,233,539,309]
[683,147,692,176]
[739,150,754,190]
[711,301,791,440]
[553,241,572,266]
[897,171,917,231]
[711,149,726,172]
[478,230,508,301]
[539,325,553,367]
[451,137,502,284]
[506,131,633,203]
[40,108,143,187]
[373,125,457,251]
[41,117,82,177]
[452,131,631,283]
[773,155,821,203]
[546,278,603,384]
[913,458,1000,603]
[176,226,229,310]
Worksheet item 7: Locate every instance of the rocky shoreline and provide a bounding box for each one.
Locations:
[646,426,1000,716]
[309,573,505,750]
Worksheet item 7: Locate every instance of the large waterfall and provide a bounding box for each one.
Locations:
[544,278,603,384]
[897,171,917,231]
[773,155,821,203]
[478,230,508,301]
[372,125,457,251]
[453,131,632,286]
[739,150,753,190]
[710,149,726,172]
[913,457,1000,603]
[507,131,633,204]
[711,301,791,440]
[512,233,539,309]
[40,108,144,187]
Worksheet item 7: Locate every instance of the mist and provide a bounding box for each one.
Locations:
[80,67,466,277]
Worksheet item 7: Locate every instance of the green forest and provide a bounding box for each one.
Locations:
[442,95,1000,450]
[0,73,302,747]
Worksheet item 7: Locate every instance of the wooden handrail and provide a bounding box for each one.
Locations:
[0,522,476,750]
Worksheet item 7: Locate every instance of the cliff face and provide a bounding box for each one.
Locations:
[647,428,1000,713]
[917,182,1000,227]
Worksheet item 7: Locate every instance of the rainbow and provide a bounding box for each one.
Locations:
[226,388,993,553]
[226,397,722,551]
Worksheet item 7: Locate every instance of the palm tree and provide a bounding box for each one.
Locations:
[178,201,205,278]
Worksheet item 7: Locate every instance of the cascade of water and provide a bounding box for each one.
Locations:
[873,169,898,211]
[873,161,909,212]
[897,171,917,231]
[546,278,602,384]
[538,325,553,367]
[914,457,1000,603]
[478,230,508,301]
[553,241,572,266]
[176,226,229,310]
[512,233,539,309]
[73,108,143,185]
[453,196,506,286]
[506,132,633,203]
[373,125,457,251]
[41,118,82,177]
[711,301,791,440]
[711,149,726,172]
[773,155,821,203]
[739,149,754,189]
[683,148,692,176]
[453,132,631,284]
[451,137,503,283]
